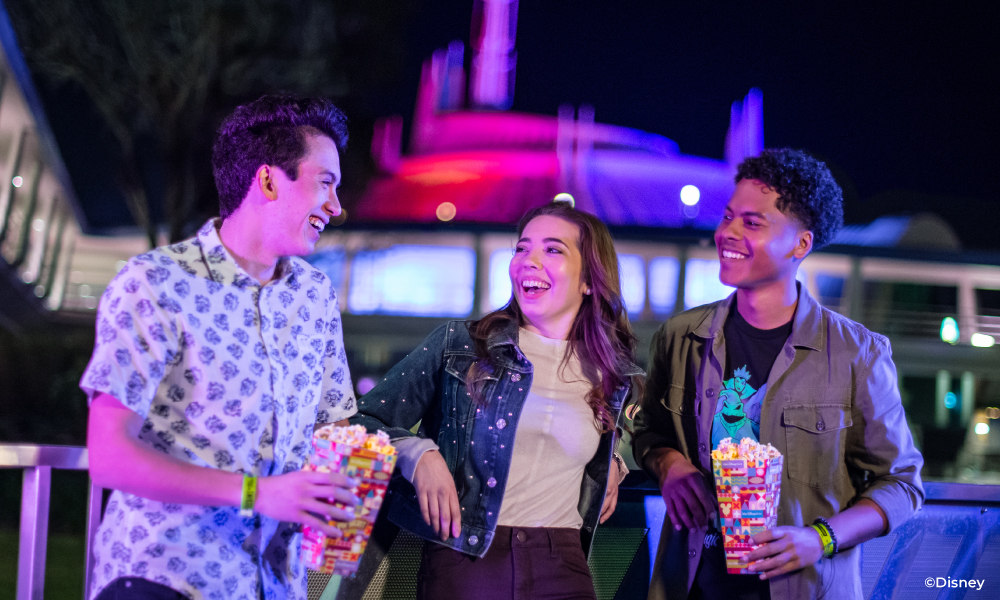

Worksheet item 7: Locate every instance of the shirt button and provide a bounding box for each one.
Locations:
[468,535,479,546]
[496,419,507,429]
[706,388,715,397]
[487,477,497,488]
[688,550,696,558]
[516,530,527,543]
[816,420,826,431]
[698,443,707,453]
[511,373,521,382]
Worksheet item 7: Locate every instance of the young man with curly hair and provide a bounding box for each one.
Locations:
[81,96,360,600]
[633,149,924,600]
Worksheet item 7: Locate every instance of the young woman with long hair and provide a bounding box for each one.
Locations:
[351,200,643,600]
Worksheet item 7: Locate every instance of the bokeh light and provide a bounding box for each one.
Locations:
[680,184,700,206]
[436,202,457,221]
[940,317,959,344]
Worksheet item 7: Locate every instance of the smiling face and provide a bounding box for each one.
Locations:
[510,215,589,339]
[714,178,812,290]
[266,133,342,257]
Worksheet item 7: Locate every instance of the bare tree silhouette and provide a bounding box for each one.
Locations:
[6,0,410,245]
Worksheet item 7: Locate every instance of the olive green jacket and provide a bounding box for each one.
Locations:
[632,284,924,600]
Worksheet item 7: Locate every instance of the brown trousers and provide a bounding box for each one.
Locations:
[417,526,598,600]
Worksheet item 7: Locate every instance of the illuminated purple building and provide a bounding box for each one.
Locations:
[354,0,763,231]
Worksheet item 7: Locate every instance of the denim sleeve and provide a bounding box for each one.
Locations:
[632,321,683,478]
[350,323,449,441]
[848,335,925,533]
[393,437,441,482]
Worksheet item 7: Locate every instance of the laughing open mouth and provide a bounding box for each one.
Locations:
[721,250,747,260]
[308,216,326,232]
[520,279,551,296]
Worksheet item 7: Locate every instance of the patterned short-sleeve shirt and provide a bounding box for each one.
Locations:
[80,219,356,600]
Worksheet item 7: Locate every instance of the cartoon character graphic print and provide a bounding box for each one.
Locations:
[711,365,765,448]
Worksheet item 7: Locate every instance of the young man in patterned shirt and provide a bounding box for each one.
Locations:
[82,96,360,600]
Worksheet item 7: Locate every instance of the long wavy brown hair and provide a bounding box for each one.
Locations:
[466,201,640,433]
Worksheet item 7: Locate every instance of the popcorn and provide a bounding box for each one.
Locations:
[313,423,397,456]
[301,425,397,575]
[712,437,783,575]
[711,437,781,464]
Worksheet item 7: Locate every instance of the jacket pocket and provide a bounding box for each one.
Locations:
[663,385,698,418]
[782,401,852,488]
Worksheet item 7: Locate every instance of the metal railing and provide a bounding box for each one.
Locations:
[0,444,103,600]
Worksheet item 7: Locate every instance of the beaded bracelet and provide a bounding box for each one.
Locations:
[240,474,258,518]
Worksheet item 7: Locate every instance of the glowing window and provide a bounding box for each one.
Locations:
[305,247,347,291]
[649,257,680,314]
[348,245,476,316]
[618,254,645,317]
[684,259,735,309]
[488,248,514,311]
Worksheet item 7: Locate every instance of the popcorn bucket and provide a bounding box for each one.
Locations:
[301,426,397,575]
[711,438,783,574]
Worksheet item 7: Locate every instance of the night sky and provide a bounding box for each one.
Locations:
[373,0,998,249]
[35,0,1000,250]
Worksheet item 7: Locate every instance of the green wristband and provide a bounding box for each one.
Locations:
[240,475,257,517]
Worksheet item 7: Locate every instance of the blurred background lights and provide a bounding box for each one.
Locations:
[987,407,1000,419]
[944,391,958,409]
[12,175,23,187]
[488,248,513,311]
[435,202,457,221]
[617,254,645,316]
[680,184,700,206]
[348,245,475,316]
[940,317,959,344]
[357,376,378,395]
[971,333,996,348]
[976,422,990,435]
[330,208,348,227]
[553,192,575,207]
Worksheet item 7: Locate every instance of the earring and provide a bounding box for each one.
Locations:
[585,288,592,295]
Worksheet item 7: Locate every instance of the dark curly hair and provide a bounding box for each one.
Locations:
[736,148,844,249]
[212,95,348,218]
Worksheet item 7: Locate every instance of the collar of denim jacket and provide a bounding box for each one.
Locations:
[485,317,521,349]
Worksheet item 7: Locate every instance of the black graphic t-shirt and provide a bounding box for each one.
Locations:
[691,299,792,600]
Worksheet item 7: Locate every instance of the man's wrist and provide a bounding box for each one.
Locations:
[810,520,836,558]
[644,447,681,484]
[612,452,629,484]
[240,474,258,517]
[812,517,838,557]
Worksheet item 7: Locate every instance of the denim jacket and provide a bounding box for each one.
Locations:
[632,284,924,600]
[351,319,643,558]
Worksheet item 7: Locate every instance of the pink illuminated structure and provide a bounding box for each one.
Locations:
[355,3,764,230]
